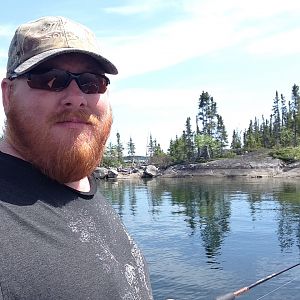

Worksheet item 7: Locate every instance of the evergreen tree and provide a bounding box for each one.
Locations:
[194,134,219,160]
[198,91,210,134]
[197,91,227,159]
[147,134,154,157]
[168,139,176,160]
[291,84,300,146]
[243,120,259,150]
[280,94,288,127]
[127,137,136,164]
[116,132,124,165]
[184,117,195,161]
[198,92,218,136]
[253,117,262,148]
[101,142,118,167]
[168,135,186,163]
[207,98,217,136]
[215,114,228,155]
[272,91,281,146]
[261,115,271,148]
[291,84,300,113]
[230,130,242,152]
[279,94,293,147]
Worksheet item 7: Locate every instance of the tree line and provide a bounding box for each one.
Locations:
[102,83,300,168]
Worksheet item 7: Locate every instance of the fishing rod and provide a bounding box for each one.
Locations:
[215,262,300,300]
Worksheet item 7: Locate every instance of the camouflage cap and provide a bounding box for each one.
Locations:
[6,16,118,78]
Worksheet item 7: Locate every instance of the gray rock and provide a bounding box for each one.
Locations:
[161,152,285,178]
[94,167,108,179]
[107,168,118,178]
[143,165,159,178]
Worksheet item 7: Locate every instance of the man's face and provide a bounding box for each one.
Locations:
[5,53,112,183]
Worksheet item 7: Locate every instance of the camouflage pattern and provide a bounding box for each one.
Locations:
[6,16,118,78]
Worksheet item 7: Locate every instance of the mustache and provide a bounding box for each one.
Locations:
[48,110,101,125]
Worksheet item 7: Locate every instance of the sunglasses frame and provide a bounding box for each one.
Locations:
[12,69,110,94]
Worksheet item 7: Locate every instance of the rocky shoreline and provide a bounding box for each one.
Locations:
[97,152,300,180]
[161,155,300,178]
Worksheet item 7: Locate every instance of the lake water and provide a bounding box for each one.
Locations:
[98,177,300,300]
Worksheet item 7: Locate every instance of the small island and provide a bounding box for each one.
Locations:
[100,86,300,180]
[96,150,300,180]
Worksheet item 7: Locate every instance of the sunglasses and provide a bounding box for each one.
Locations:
[18,69,110,94]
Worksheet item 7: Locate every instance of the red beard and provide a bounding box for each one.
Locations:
[5,102,112,183]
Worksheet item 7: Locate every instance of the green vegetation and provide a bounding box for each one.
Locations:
[102,83,300,168]
[269,147,300,163]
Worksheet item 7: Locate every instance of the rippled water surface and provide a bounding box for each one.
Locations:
[98,177,300,300]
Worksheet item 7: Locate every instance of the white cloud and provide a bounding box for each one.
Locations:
[0,50,7,59]
[104,4,155,15]
[246,28,300,56]
[104,0,180,15]
[100,17,236,79]
[0,24,14,37]
[182,0,300,19]
[99,0,300,80]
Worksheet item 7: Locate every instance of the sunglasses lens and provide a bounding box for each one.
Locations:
[26,70,109,94]
[27,70,68,91]
[78,74,107,94]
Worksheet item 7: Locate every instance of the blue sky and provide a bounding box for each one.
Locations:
[1,0,300,155]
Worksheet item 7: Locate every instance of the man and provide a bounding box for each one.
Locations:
[0,16,153,300]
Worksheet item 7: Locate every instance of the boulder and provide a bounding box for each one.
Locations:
[142,165,159,178]
[94,167,108,179]
[107,168,118,179]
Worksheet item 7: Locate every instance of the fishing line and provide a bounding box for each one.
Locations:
[256,277,297,300]
[216,263,300,300]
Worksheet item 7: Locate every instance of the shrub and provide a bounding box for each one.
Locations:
[269,147,300,163]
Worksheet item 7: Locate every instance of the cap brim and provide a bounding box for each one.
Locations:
[14,48,118,75]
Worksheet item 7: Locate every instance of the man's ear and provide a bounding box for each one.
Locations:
[1,78,13,114]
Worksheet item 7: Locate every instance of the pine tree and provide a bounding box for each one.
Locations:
[253,117,262,148]
[147,134,154,157]
[101,142,118,167]
[198,92,218,136]
[198,91,210,134]
[127,137,136,164]
[230,130,242,152]
[197,91,227,159]
[168,135,186,163]
[280,94,288,127]
[215,114,228,155]
[184,117,195,161]
[243,120,258,150]
[207,98,217,136]
[261,115,271,148]
[116,132,124,165]
[291,84,300,146]
[272,91,281,146]
[280,94,293,147]
[194,134,218,160]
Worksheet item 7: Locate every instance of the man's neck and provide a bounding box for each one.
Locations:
[0,139,24,160]
[64,178,90,192]
[0,139,90,193]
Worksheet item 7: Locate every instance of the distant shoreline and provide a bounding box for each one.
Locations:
[115,152,300,179]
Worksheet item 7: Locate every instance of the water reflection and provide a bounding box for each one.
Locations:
[98,177,300,299]
[275,183,300,251]
[100,178,300,257]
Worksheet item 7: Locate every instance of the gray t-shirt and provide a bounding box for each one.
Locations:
[0,152,153,300]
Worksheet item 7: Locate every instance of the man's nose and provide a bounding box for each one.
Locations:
[61,79,88,108]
